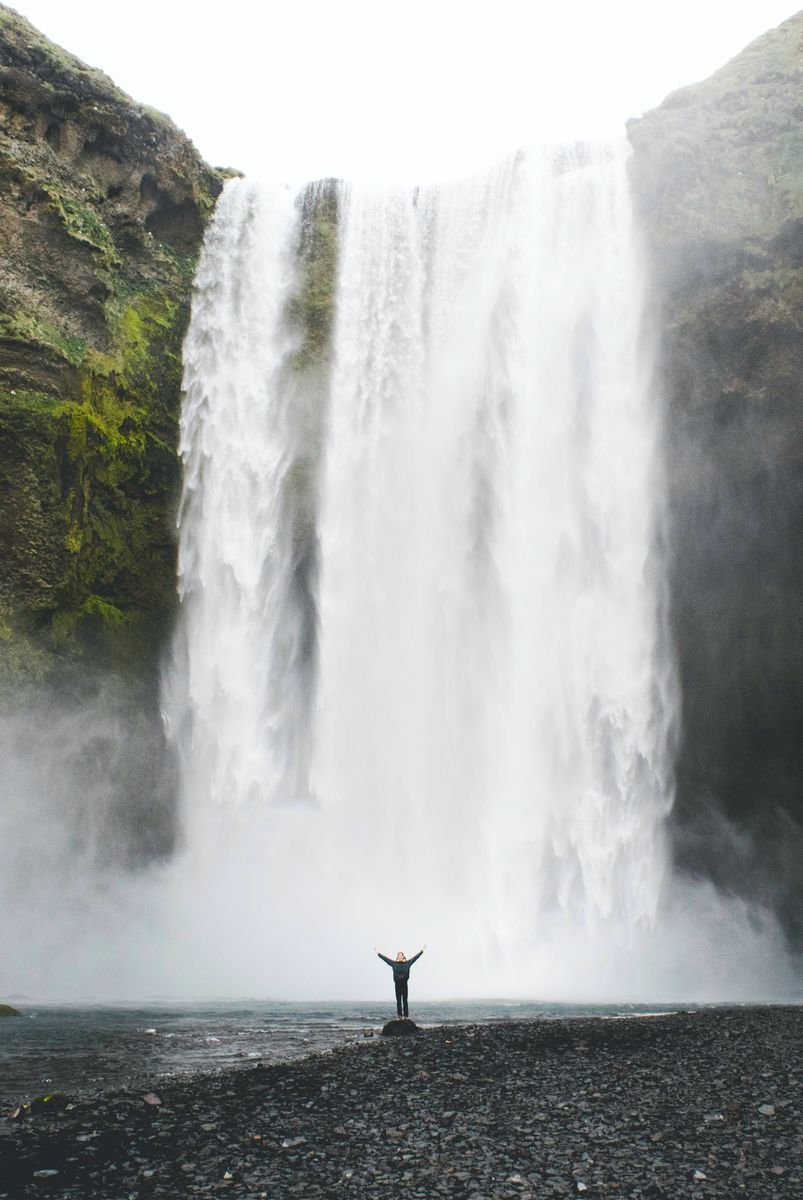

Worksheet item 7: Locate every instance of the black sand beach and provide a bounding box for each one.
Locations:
[1,1007,800,1198]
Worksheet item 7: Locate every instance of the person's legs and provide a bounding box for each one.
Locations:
[394,980,404,1018]
[401,981,409,1018]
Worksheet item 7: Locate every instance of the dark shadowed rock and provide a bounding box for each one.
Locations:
[628,11,803,939]
[0,1003,21,1017]
[0,1010,799,1199]
[381,1018,420,1037]
[26,1093,71,1115]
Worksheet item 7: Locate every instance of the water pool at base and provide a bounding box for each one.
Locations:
[0,1000,687,1106]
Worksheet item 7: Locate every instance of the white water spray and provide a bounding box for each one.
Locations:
[170,181,309,813]
[1,154,799,1003]
[164,145,683,998]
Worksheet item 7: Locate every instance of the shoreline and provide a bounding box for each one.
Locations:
[0,1000,700,1109]
[2,1007,800,1197]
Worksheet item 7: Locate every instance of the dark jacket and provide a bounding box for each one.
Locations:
[378,951,422,983]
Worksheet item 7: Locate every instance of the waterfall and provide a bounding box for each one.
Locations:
[171,180,313,815]
[168,145,677,997]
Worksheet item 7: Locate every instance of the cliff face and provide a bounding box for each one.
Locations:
[0,4,223,691]
[1,5,800,926]
[628,13,803,935]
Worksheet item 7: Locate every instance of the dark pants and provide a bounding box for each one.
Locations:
[394,979,409,1017]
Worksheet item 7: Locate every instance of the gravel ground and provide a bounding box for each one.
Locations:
[1,1007,800,1198]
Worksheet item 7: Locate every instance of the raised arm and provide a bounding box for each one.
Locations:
[407,946,426,966]
[375,948,395,966]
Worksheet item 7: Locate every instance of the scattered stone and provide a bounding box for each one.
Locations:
[0,1008,799,1199]
[28,1093,71,1115]
[758,1103,775,1116]
[142,1092,162,1106]
[381,1018,420,1037]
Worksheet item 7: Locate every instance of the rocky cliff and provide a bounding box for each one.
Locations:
[0,4,223,695]
[1,5,800,932]
[628,12,803,936]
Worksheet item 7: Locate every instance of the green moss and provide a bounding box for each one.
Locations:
[41,183,119,265]
[0,5,132,108]
[112,295,181,391]
[0,2,227,689]
[0,388,63,414]
[0,288,186,664]
[629,12,803,248]
[0,1003,22,1018]
[0,311,87,367]
[41,290,185,627]
[0,613,51,703]
[49,594,147,671]
[287,182,339,372]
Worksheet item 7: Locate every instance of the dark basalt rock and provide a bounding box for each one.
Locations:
[0,2,228,866]
[628,11,803,941]
[381,1018,420,1036]
[0,1010,799,1199]
[0,2,225,689]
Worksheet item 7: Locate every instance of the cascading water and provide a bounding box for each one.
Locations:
[170,180,311,815]
[165,143,680,998]
[1,158,798,1004]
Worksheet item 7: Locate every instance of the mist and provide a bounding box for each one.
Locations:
[2,145,800,1005]
[1,695,799,1001]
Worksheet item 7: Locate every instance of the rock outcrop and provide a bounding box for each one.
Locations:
[1,4,800,933]
[628,12,803,935]
[381,1019,421,1037]
[0,3,223,690]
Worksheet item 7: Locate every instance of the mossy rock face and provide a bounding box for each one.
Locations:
[629,13,803,934]
[283,180,340,560]
[0,1003,22,1017]
[0,2,226,686]
[628,12,803,283]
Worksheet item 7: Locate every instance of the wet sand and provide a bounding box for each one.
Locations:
[1,1007,800,1198]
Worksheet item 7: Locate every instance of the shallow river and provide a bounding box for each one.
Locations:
[0,1001,685,1106]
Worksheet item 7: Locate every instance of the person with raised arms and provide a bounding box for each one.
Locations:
[374,946,426,1019]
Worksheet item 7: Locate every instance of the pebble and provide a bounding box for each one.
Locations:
[0,1008,799,1199]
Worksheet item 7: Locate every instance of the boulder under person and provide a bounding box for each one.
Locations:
[375,946,426,1018]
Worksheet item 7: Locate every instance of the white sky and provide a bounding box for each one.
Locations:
[12,1,801,183]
